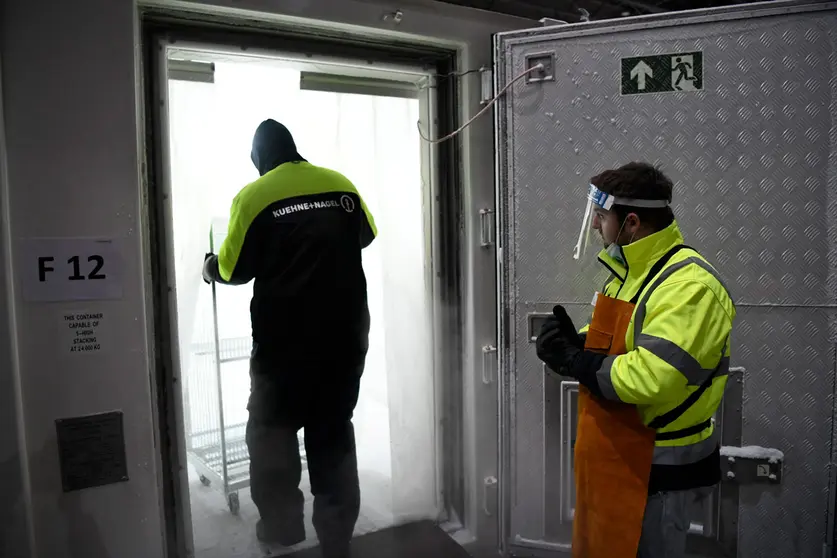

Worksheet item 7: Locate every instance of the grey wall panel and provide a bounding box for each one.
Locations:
[496,5,837,555]
[734,307,837,557]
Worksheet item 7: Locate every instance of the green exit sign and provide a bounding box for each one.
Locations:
[621,51,704,95]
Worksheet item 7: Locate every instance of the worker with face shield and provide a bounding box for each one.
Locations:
[535,162,736,558]
[202,119,376,558]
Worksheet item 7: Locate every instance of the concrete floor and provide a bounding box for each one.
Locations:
[285,521,473,558]
[188,462,398,558]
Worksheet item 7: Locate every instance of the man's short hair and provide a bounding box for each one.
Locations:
[590,162,675,232]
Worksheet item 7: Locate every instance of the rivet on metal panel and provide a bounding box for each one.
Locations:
[525,52,555,83]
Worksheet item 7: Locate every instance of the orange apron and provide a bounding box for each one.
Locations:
[572,245,689,558]
[572,292,655,558]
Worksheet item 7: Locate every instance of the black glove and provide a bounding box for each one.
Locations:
[202,252,215,284]
[535,305,583,375]
[536,305,608,397]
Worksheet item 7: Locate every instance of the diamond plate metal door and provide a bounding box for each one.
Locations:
[493,2,837,557]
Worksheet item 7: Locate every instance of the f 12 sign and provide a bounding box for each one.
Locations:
[21,237,123,302]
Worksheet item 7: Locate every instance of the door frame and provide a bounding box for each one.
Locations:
[139,8,466,555]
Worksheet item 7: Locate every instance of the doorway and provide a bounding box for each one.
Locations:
[150,41,454,557]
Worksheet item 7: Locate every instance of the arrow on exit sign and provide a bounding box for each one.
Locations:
[630,61,653,91]
[620,51,704,95]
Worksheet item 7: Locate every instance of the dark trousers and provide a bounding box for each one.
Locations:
[245,418,360,556]
[245,350,364,557]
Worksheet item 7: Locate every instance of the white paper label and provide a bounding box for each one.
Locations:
[20,237,123,302]
[63,310,105,354]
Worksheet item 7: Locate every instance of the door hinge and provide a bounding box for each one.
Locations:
[481,344,498,384]
[823,542,831,558]
[479,208,495,248]
[480,67,493,104]
[483,475,498,516]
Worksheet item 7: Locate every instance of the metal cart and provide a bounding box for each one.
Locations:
[181,219,306,515]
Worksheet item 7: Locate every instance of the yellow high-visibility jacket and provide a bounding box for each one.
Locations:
[583,220,735,490]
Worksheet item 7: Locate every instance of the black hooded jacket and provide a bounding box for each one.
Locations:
[203,119,375,368]
[250,119,305,176]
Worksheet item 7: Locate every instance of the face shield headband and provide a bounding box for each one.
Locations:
[572,183,670,260]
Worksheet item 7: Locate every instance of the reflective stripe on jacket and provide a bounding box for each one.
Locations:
[586,221,735,465]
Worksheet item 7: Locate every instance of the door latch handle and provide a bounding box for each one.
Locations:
[483,476,498,515]
[479,208,495,248]
[482,344,497,384]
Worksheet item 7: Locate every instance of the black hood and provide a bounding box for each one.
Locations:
[250,119,306,176]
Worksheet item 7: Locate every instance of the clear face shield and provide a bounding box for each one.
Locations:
[572,183,670,260]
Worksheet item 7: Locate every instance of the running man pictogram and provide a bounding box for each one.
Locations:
[671,55,699,91]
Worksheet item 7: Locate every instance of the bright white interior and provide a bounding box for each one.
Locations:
[166,55,437,557]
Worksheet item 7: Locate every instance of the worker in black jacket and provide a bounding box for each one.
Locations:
[203,119,376,558]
